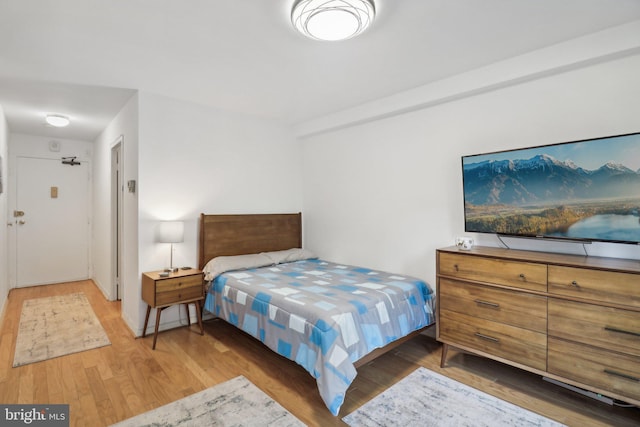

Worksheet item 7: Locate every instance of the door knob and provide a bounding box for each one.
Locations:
[18,220,26,225]
[7,222,13,226]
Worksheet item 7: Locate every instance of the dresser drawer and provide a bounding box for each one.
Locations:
[439,278,547,333]
[548,266,640,309]
[439,309,547,370]
[438,252,547,292]
[548,338,640,403]
[548,299,640,357]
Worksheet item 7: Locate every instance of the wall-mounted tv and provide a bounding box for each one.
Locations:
[462,132,640,244]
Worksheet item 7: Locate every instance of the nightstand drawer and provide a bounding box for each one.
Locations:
[549,299,640,357]
[156,275,202,293]
[548,337,640,402]
[156,285,202,306]
[141,269,204,307]
[438,252,547,292]
[439,278,547,333]
[439,309,547,371]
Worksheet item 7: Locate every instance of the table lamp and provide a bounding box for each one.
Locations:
[158,220,184,272]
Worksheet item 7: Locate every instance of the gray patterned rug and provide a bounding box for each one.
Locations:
[13,292,111,367]
[111,376,306,427]
[343,367,565,427]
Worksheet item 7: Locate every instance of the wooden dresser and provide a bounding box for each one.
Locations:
[436,246,640,406]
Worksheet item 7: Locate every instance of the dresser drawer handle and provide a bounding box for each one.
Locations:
[474,299,500,309]
[570,280,580,288]
[454,264,459,272]
[604,326,640,338]
[474,332,500,343]
[604,369,640,382]
[519,273,526,281]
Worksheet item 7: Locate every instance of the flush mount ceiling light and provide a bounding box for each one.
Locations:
[292,0,375,41]
[45,114,70,127]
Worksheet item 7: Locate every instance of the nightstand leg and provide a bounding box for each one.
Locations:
[195,302,204,335]
[185,303,191,326]
[152,307,163,350]
[142,305,151,338]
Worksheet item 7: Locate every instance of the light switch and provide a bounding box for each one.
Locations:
[51,186,58,198]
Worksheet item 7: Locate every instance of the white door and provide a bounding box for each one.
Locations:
[15,156,90,287]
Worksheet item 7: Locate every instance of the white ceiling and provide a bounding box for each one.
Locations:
[2,0,640,141]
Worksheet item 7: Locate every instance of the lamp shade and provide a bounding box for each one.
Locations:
[157,221,184,243]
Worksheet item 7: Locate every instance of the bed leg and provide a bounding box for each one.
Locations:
[440,343,449,368]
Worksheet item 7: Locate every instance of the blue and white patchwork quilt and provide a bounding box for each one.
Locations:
[203,258,435,415]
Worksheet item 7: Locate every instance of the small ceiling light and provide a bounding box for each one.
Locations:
[45,114,70,127]
[292,0,375,41]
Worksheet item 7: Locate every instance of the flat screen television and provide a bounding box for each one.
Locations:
[462,132,640,244]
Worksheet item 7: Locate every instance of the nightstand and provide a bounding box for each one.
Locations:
[141,268,205,349]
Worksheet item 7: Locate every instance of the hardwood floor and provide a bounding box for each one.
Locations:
[0,280,638,426]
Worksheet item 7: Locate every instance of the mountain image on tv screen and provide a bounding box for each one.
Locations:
[462,132,640,244]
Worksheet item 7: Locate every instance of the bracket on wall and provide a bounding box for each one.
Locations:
[61,156,81,166]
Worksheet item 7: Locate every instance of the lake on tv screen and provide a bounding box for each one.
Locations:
[464,198,640,243]
[548,213,640,242]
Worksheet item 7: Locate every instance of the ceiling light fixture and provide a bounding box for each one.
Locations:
[45,114,70,127]
[292,0,375,41]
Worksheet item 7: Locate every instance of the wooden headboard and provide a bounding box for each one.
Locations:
[198,213,302,270]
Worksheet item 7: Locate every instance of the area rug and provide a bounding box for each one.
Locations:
[343,367,565,427]
[111,375,306,427]
[13,292,111,367]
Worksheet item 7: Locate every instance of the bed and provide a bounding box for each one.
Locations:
[198,213,435,415]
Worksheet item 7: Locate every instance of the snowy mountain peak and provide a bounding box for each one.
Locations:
[600,162,633,173]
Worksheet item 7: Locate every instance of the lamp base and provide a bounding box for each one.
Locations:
[164,267,179,273]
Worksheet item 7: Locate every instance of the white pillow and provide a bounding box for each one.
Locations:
[261,248,318,265]
[203,253,273,281]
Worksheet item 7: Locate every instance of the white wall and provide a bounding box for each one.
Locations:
[134,92,302,336]
[92,93,139,333]
[91,91,303,338]
[301,53,640,288]
[0,106,8,317]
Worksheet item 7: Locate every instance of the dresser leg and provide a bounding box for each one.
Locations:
[440,343,449,368]
[142,305,151,338]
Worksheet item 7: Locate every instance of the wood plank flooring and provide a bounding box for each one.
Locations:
[1,280,638,426]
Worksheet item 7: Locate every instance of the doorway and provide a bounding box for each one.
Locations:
[111,138,124,300]
[14,156,91,287]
